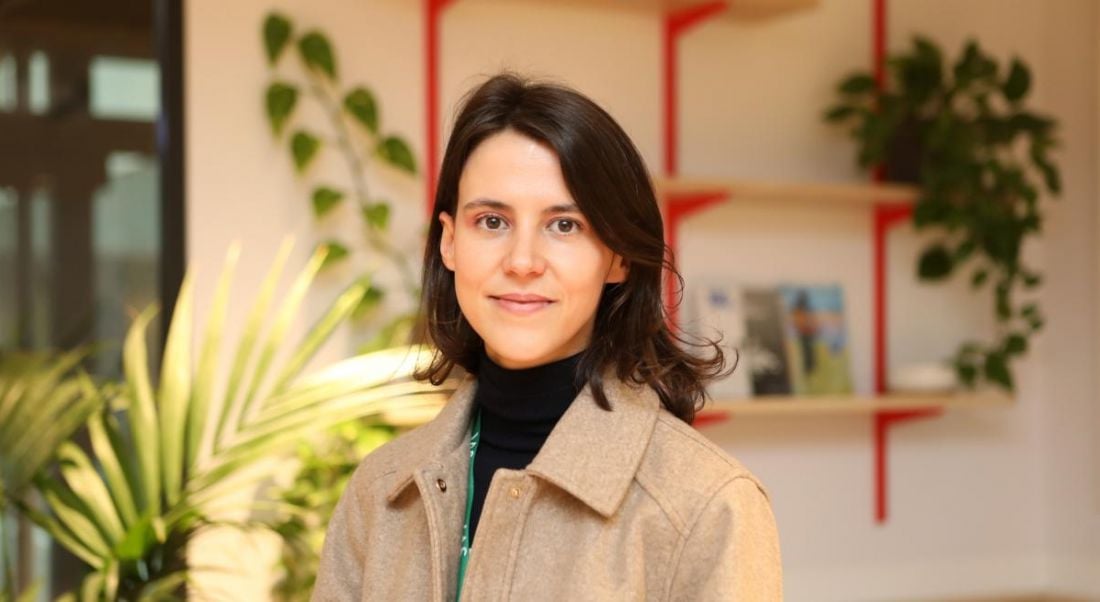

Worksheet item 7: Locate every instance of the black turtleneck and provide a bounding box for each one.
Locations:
[468,347,585,544]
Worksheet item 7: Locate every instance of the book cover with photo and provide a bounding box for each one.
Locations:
[690,282,752,400]
[741,288,793,396]
[777,284,853,396]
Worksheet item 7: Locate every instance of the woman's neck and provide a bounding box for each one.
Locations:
[473,347,585,452]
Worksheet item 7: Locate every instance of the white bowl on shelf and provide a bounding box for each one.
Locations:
[888,362,958,393]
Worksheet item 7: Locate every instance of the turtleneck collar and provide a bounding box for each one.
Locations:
[473,347,585,452]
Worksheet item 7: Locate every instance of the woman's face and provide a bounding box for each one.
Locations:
[438,129,628,370]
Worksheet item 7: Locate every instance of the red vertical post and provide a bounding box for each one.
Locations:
[661,2,728,327]
[869,0,941,525]
[425,0,457,220]
[661,3,729,429]
[662,2,728,176]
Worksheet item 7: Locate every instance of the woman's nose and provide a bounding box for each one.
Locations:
[503,229,546,276]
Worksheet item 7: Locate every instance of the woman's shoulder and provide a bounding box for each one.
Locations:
[634,407,772,529]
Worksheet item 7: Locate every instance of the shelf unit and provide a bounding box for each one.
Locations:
[419,0,1013,524]
[705,391,1012,417]
[653,177,919,206]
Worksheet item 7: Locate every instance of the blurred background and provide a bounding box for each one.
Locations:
[0,0,1096,600]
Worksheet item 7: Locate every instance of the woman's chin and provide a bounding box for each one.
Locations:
[483,340,571,369]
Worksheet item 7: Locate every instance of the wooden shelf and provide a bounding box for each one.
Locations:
[703,391,1013,416]
[655,176,920,206]
[522,0,818,22]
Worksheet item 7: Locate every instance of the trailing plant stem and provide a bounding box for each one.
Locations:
[305,79,419,298]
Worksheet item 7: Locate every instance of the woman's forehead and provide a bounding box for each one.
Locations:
[458,131,577,212]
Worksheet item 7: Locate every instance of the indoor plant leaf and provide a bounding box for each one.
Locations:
[375,136,417,174]
[262,13,292,65]
[317,240,349,271]
[1002,58,1031,102]
[343,87,379,135]
[297,31,337,80]
[312,187,345,218]
[265,82,298,136]
[362,202,390,230]
[290,131,321,172]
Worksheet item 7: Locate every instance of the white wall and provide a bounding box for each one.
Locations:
[184,0,1100,599]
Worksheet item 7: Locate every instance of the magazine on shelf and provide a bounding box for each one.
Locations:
[689,280,854,399]
[691,282,794,399]
[691,282,751,400]
[741,287,794,396]
[776,283,853,396]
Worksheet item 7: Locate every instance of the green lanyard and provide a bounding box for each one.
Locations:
[455,408,481,602]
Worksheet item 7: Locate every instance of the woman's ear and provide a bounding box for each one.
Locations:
[605,254,628,284]
[439,212,456,272]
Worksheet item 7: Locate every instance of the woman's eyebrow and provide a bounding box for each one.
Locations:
[461,198,581,215]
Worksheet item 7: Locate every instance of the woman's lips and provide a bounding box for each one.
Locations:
[490,295,555,315]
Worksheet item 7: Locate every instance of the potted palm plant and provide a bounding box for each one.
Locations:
[824,35,1061,391]
[1,242,451,600]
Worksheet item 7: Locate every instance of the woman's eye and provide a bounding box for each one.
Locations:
[476,215,506,230]
[551,218,581,234]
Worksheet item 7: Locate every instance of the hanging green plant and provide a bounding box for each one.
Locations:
[824,35,1061,392]
[261,11,420,349]
[260,13,430,601]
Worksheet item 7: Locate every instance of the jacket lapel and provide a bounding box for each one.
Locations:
[526,372,660,518]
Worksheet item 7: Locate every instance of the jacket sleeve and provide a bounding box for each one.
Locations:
[667,476,783,601]
[311,469,370,602]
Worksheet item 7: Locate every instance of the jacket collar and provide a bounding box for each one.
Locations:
[385,367,661,518]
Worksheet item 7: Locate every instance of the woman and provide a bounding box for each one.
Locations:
[313,73,782,601]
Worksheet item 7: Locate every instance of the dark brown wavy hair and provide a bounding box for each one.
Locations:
[412,72,734,424]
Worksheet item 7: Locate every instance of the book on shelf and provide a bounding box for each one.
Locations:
[776,283,853,396]
[690,281,853,400]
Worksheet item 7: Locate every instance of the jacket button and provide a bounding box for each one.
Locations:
[436,479,447,492]
[508,486,521,499]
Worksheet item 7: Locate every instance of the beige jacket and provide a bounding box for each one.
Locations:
[312,370,782,601]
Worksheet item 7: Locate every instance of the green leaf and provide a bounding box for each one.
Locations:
[265,82,298,136]
[318,241,349,270]
[158,269,195,508]
[290,131,320,172]
[375,137,416,174]
[122,304,163,517]
[297,31,336,80]
[1004,333,1028,356]
[971,269,988,288]
[262,13,292,65]
[823,105,857,123]
[312,187,345,218]
[87,411,138,529]
[955,360,978,388]
[190,243,239,470]
[1002,58,1030,102]
[918,245,953,280]
[839,74,876,95]
[56,442,125,547]
[995,282,1011,321]
[362,203,390,230]
[1022,272,1042,288]
[358,314,417,354]
[344,88,379,134]
[234,244,329,426]
[351,284,385,321]
[212,239,294,451]
[113,516,155,562]
[983,351,1013,391]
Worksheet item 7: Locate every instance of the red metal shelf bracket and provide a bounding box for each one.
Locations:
[662,3,728,429]
[425,0,459,219]
[663,192,730,326]
[866,0,942,524]
[663,2,728,176]
[873,407,942,523]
